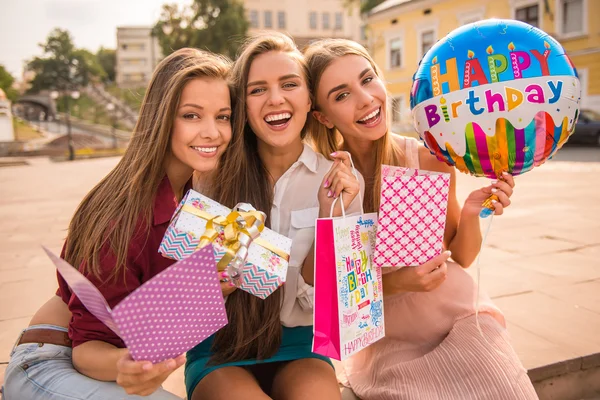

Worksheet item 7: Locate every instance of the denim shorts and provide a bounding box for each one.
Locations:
[1,324,182,400]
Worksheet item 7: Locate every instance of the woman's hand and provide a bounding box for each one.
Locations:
[382,251,451,296]
[318,151,361,218]
[462,172,516,217]
[116,352,186,396]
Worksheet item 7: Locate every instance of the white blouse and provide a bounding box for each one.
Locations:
[193,144,364,327]
[271,144,364,327]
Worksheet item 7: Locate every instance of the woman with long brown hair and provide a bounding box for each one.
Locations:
[2,48,234,400]
[304,39,538,399]
[184,32,362,400]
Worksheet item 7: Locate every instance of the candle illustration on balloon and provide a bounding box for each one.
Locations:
[543,40,550,57]
[440,97,450,122]
[487,45,499,83]
[508,42,521,78]
[431,56,441,96]
[464,50,475,87]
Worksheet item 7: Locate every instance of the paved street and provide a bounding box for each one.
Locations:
[0,146,599,398]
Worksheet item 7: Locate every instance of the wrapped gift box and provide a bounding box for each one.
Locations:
[159,190,292,299]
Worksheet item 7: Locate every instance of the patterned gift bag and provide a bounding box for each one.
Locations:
[43,245,227,363]
[373,165,451,268]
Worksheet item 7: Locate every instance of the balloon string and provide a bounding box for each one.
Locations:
[474,213,512,362]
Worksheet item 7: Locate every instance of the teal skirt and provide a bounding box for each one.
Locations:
[184,325,332,396]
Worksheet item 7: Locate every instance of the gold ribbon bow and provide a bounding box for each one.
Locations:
[180,204,289,279]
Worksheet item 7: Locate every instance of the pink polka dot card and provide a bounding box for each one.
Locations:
[43,244,227,363]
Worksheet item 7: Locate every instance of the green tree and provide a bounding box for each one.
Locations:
[0,65,18,101]
[26,28,105,93]
[96,47,116,83]
[154,0,249,59]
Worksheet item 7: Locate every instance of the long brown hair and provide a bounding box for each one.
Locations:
[64,48,232,279]
[208,32,311,364]
[304,39,403,212]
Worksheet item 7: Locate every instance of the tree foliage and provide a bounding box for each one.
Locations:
[154,0,249,59]
[96,47,116,83]
[26,28,105,93]
[0,65,18,101]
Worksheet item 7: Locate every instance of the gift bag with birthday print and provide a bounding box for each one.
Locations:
[312,193,384,361]
[373,165,451,269]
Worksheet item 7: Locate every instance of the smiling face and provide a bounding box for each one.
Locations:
[245,51,312,150]
[169,77,232,174]
[314,54,388,143]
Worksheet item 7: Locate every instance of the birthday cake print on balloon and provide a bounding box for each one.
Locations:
[411,19,581,179]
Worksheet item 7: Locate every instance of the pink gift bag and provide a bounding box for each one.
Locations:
[44,244,227,363]
[313,192,384,361]
[373,165,451,268]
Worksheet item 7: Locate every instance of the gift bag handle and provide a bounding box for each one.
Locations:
[327,152,364,219]
[346,153,365,216]
[329,192,346,219]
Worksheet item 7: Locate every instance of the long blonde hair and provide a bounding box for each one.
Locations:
[208,32,312,364]
[64,48,232,279]
[304,39,403,212]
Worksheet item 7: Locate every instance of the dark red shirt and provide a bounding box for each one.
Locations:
[57,175,189,348]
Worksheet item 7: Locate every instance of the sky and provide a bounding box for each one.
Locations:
[0,0,191,78]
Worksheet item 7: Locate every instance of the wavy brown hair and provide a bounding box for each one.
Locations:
[208,32,311,364]
[304,39,403,212]
[64,48,232,279]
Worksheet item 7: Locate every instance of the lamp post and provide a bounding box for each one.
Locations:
[106,102,117,149]
[50,91,60,134]
[51,90,80,161]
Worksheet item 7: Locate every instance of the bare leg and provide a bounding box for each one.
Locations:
[271,358,341,400]
[191,366,272,400]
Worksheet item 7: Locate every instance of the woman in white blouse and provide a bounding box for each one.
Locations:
[185,32,363,400]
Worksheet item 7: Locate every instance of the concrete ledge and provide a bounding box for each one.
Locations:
[530,353,600,400]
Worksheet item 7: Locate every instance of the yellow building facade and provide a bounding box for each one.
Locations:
[367,0,600,134]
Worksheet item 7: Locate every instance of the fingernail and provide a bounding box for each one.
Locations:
[491,188,498,193]
[330,152,337,157]
[167,360,176,369]
[502,171,509,176]
[323,180,329,188]
[327,190,332,197]
[491,180,498,184]
[491,199,498,204]
[143,363,152,371]
[229,282,236,287]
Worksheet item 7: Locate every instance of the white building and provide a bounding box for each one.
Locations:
[116,27,162,88]
[244,0,364,46]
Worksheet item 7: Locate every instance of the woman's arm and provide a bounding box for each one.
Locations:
[72,341,128,381]
[419,147,482,267]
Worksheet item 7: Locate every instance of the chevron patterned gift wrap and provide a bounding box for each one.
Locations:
[159,189,292,299]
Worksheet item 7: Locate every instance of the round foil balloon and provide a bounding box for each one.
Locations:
[411,19,580,180]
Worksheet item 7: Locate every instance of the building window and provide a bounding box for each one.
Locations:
[389,37,402,69]
[309,11,317,30]
[391,97,403,123]
[420,30,435,58]
[278,11,286,29]
[560,0,584,35]
[323,13,330,30]
[249,10,259,28]
[264,11,273,28]
[515,4,539,27]
[335,12,343,30]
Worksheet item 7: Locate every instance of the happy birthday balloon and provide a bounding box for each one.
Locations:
[411,19,581,180]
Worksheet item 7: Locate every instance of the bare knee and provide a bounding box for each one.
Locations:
[192,367,270,400]
[272,358,341,400]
